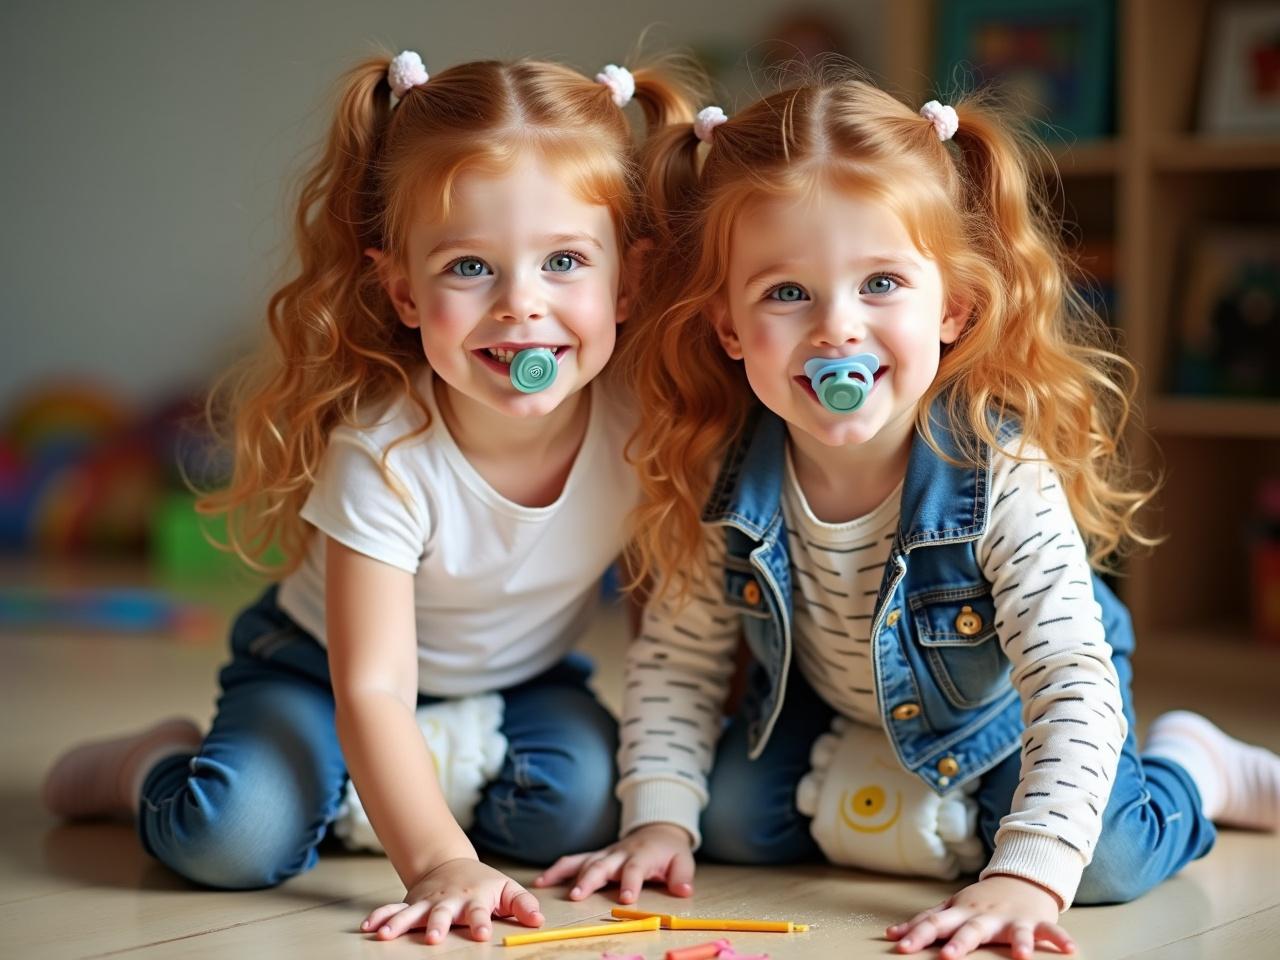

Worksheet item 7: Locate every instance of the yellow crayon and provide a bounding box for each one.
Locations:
[612,908,674,924]
[503,915,660,946]
[610,908,809,933]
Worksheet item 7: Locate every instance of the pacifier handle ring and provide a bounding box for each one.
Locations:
[803,353,880,414]
[509,347,558,394]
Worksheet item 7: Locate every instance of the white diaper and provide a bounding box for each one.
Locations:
[795,717,986,879]
[332,693,508,852]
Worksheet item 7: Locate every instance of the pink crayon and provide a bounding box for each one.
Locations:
[666,940,731,960]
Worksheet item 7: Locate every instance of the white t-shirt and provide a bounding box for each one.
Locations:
[278,368,638,696]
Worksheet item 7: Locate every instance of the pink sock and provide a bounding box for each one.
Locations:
[42,717,203,820]
[1144,710,1280,830]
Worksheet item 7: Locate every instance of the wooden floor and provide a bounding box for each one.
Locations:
[2,566,1278,959]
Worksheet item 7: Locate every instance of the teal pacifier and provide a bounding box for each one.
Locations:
[509,347,558,394]
[803,353,880,413]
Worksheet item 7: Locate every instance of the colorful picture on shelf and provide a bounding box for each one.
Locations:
[1170,227,1280,399]
[934,0,1114,142]
[1199,2,1280,136]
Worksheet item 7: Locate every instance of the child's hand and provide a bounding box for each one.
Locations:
[360,857,543,945]
[885,875,1075,959]
[533,823,696,903]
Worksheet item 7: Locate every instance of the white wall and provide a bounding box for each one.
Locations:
[0,0,883,409]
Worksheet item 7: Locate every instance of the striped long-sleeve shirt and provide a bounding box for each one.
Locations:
[617,444,1128,908]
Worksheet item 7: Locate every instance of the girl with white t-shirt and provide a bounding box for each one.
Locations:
[43,50,696,946]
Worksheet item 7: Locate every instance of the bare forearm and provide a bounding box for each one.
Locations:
[336,690,475,887]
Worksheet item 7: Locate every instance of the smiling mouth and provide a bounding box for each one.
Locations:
[474,345,569,369]
[794,365,888,402]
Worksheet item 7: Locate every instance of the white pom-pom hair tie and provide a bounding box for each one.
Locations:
[694,105,728,143]
[919,100,959,141]
[388,51,429,98]
[595,64,635,107]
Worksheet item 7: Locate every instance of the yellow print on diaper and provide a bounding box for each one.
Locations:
[839,783,903,833]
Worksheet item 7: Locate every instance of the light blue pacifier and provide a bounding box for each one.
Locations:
[509,347,558,394]
[803,352,880,413]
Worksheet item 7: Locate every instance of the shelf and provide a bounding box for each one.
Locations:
[1141,625,1259,649]
[1041,139,1122,177]
[1151,136,1280,172]
[1148,397,1280,438]
[1039,137,1280,176]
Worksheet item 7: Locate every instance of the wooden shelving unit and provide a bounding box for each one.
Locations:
[887,0,1280,644]
[1151,137,1280,172]
[1051,139,1124,177]
[1148,397,1280,439]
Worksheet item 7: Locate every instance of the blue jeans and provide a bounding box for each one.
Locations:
[699,655,1217,905]
[139,587,619,889]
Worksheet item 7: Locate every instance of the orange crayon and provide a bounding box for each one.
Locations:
[612,908,808,933]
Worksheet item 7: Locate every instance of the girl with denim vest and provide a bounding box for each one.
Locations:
[539,72,1280,958]
[42,50,699,945]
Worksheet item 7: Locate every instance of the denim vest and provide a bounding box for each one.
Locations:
[703,398,1134,795]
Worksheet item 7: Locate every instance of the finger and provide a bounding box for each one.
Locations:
[926,907,972,943]
[570,851,626,900]
[361,902,408,933]
[888,905,946,943]
[377,901,430,940]
[940,917,998,959]
[887,903,946,940]
[617,857,649,904]
[535,852,591,887]
[1035,921,1077,954]
[423,903,457,946]
[895,917,939,953]
[1010,924,1036,960]
[667,849,696,897]
[501,881,544,927]
[465,902,492,942]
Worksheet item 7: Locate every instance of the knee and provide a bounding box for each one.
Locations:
[1074,834,1158,905]
[167,837,312,890]
[483,716,619,863]
[521,732,620,859]
[521,795,620,863]
[700,797,783,864]
[699,757,807,865]
[145,757,323,889]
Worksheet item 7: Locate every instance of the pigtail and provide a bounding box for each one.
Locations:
[199,55,422,572]
[629,61,700,134]
[621,116,751,602]
[635,124,703,246]
[933,101,1157,566]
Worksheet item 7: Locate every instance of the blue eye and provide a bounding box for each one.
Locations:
[862,275,898,295]
[544,252,580,273]
[451,258,490,277]
[768,283,808,302]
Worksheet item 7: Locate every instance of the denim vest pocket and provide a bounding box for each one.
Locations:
[908,585,1008,709]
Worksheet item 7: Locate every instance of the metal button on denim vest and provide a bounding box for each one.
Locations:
[701,398,1135,795]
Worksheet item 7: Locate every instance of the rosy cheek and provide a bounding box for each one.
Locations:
[565,279,616,314]
[743,323,785,355]
[421,289,475,332]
